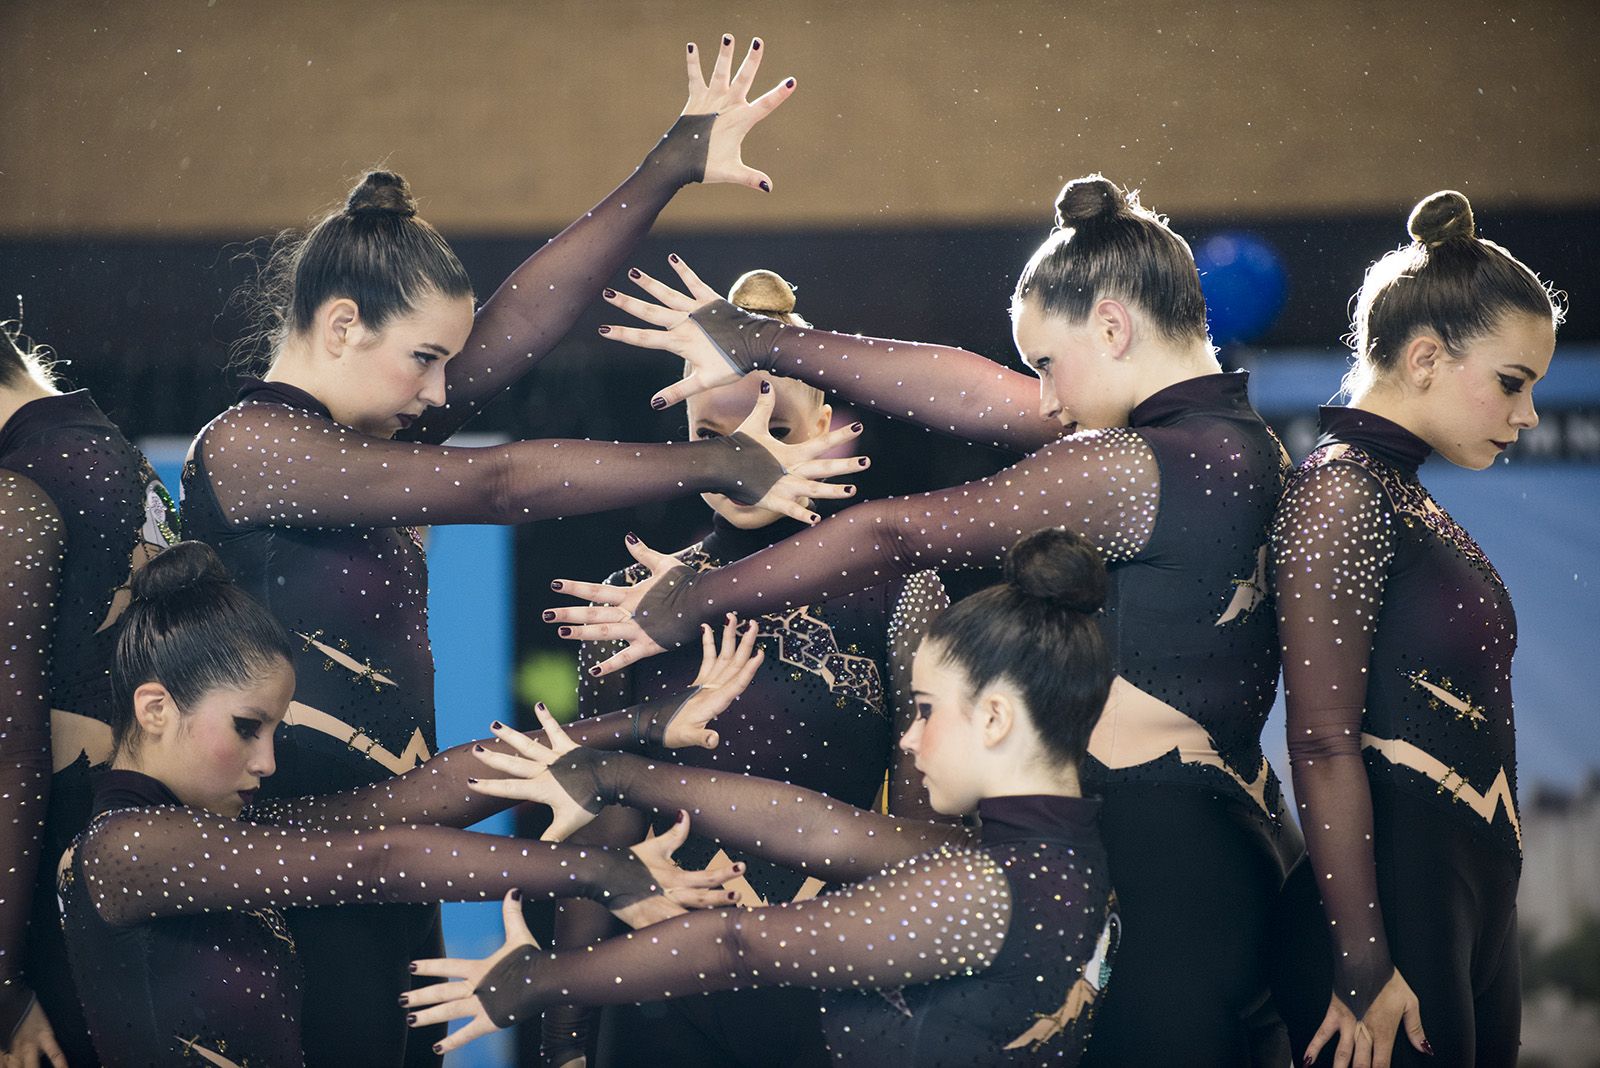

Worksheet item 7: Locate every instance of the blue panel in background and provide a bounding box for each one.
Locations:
[142,440,516,1067]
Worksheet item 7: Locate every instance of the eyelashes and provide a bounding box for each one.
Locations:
[1497,374,1525,395]
[233,717,262,740]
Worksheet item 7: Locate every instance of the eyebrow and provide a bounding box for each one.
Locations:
[1503,363,1541,382]
[417,343,452,356]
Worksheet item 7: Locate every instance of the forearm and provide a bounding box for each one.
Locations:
[0,710,49,1035]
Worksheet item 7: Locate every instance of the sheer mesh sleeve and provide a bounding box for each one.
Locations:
[884,572,949,820]
[550,749,971,883]
[478,843,1013,1027]
[633,430,1160,650]
[406,115,714,445]
[195,403,785,529]
[690,299,1063,453]
[0,472,61,1034]
[1271,461,1396,1017]
[73,809,666,928]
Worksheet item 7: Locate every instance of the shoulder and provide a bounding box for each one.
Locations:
[0,468,65,542]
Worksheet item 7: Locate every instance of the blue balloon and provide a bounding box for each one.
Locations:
[1194,232,1288,346]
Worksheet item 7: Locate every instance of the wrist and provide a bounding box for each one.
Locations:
[640,113,717,187]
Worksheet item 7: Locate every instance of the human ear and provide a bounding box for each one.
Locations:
[1093,299,1134,359]
[132,682,175,737]
[977,691,1016,749]
[1398,334,1442,389]
[318,298,363,357]
[810,403,834,441]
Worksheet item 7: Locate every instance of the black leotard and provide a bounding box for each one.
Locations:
[178,113,778,1064]
[484,750,1118,1066]
[547,514,946,1065]
[1273,406,1523,1063]
[0,389,174,1062]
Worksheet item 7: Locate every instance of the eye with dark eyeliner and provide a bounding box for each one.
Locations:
[413,351,439,367]
[233,717,262,740]
[915,702,934,721]
[1497,373,1525,395]
[1033,357,1052,375]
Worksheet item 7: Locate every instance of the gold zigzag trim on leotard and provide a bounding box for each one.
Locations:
[1089,678,1275,816]
[706,848,826,908]
[294,631,397,690]
[284,701,431,774]
[1405,670,1488,727]
[1361,733,1521,849]
[174,1035,243,1068]
[1004,909,1118,1052]
[1216,545,1269,626]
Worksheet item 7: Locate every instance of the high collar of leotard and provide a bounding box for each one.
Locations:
[1316,405,1432,475]
[90,769,185,817]
[976,794,1101,847]
[699,511,812,565]
[1126,370,1251,429]
[236,376,334,420]
[0,389,104,454]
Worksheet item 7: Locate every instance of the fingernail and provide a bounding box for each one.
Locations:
[537,702,548,712]
[669,253,681,264]
[723,34,732,45]
[846,486,856,495]
[559,626,572,638]
[433,1045,444,1055]
[687,42,695,54]
[473,744,486,753]
[734,862,745,872]
[785,77,795,89]
[598,325,611,335]
[850,421,863,432]
[857,457,869,467]
[491,721,504,730]
[603,288,617,299]
[651,397,667,411]
[589,665,602,677]
[543,610,556,622]
[1423,1041,1435,1056]
[759,180,771,193]
[751,39,761,50]
[550,580,564,591]
[626,531,640,544]
[1302,1057,1313,1067]
[408,963,417,974]
[467,777,479,784]
[511,888,522,901]
[809,514,820,524]
[399,992,410,1003]
[760,380,771,394]
[629,267,642,279]
[676,809,687,824]
[407,1013,417,1025]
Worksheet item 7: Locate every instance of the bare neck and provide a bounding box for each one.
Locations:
[1128,339,1223,412]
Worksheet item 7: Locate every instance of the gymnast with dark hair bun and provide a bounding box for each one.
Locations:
[548,175,1314,1061]
[408,527,1119,1065]
[58,540,763,1067]
[176,33,871,1065]
[1273,190,1564,1068]
[0,323,177,1068]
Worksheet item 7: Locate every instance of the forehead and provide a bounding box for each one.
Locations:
[687,374,819,426]
[1011,302,1078,357]
[385,290,475,351]
[910,640,966,693]
[1474,312,1558,376]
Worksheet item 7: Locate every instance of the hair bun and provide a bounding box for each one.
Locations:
[1054,174,1126,229]
[345,171,418,219]
[129,542,234,605]
[1002,527,1108,614]
[1407,190,1475,247]
[728,269,798,315]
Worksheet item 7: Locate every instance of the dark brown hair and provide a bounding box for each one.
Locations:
[239,171,473,367]
[927,527,1112,768]
[1012,174,1209,344]
[1344,190,1564,395]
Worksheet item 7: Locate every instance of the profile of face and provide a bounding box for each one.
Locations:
[1395,312,1554,470]
[900,640,998,815]
[130,659,295,817]
[687,372,832,528]
[322,290,476,438]
[1011,298,1135,433]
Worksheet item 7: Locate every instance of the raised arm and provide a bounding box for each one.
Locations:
[406,36,796,444]
[413,844,1014,1052]
[601,258,1063,454]
[1271,462,1401,1024]
[0,472,62,1038]
[551,428,1159,673]
[194,383,863,531]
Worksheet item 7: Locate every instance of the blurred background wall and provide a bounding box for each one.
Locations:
[4,2,1598,1065]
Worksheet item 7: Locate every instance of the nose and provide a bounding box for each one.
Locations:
[419,363,448,408]
[249,737,276,780]
[898,717,923,754]
[1038,379,1060,421]
[1513,391,1539,431]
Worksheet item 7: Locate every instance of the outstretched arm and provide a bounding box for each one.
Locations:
[884,572,950,820]
[407,36,796,444]
[550,427,1159,674]
[602,257,1062,454]
[0,473,62,1043]
[195,382,863,531]
[408,845,1014,1053]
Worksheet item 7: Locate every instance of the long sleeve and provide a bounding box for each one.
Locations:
[551,749,971,883]
[479,843,1013,1027]
[0,472,61,1035]
[884,572,949,820]
[1271,461,1396,1016]
[407,115,714,445]
[194,402,784,529]
[73,808,663,928]
[690,300,1063,453]
[633,430,1159,650]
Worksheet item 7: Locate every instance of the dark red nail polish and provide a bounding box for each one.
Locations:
[785,77,795,88]
[1422,1041,1435,1056]
[408,963,417,974]
[687,43,695,54]
[467,777,479,784]
[491,721,504,730]
[542,610,555,622]
[669,253,681,263]
[603,288,617,299]
[629,267,641,279]
[722,35,732,45]
[759,180,771,192]
[511,888,522,901]
[846,486,856,495]
[850,421,863,432]
[751,39,761,50]
[858,457,869,467]
[473,744,486,753]
[651,397,667,411]
[676,809,687,824]
[550,580,564,591]
[760,380,772,394]
[598,325,611,334]
[626,531,640,544]
[1302,1056,1313,1067]
[406,1013,417,1025]
[589,665,602,676]
[433,1045,443,1055]
[559,626,572,637]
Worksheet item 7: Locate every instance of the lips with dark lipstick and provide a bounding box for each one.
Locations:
[396,413,416,431]
[1492,440,1512,453]
[237,790,256,807]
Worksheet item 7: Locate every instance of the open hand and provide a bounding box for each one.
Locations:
[614,811,743,929]
[470,704,597,841]
[1304,971,1431,1068]
[405,890,538,1056]
[684,35,796,191]
[600,255,738,407]
[1,995,67,1068]
[658,615,766,749]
